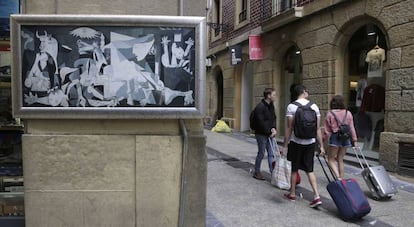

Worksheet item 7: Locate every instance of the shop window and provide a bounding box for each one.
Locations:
[346,24,387,152]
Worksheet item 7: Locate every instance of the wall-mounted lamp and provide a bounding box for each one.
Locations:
[206,58,212,67]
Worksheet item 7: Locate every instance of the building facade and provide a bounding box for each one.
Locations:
[206,0,414,174]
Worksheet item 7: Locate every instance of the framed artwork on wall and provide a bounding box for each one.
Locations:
[11,14,206,119]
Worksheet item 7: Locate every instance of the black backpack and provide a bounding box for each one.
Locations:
[293,102,317,139]
[331,110,351,142]
[250,102,262,130]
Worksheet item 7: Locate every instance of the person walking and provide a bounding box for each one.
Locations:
[251,88,277,180]
[281,84,325,208]
[324,95,358,179]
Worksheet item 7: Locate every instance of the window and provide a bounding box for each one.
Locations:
[213,0,222,37]
[239,0,247,23]
[235,0,250,28]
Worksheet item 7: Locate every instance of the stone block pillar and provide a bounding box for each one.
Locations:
[23,120,206,227]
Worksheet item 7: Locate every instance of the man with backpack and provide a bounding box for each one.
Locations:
[250,88,277,180]
[281,84,325,208]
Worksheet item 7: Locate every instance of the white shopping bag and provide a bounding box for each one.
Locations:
[269,138,292,190]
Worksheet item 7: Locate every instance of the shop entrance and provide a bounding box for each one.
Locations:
[280,46,303,134]
[216,69,224,120]
[345,24,387,152]
[240,62,253,132]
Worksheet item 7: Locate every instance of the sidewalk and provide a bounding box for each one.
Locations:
[206,130,414,227]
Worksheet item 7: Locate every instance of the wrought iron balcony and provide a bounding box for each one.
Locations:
[262,0,315,20]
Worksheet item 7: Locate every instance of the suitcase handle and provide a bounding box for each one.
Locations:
[351,146,370,169]
[317,155,338,183]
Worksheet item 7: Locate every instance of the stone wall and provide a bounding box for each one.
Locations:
[23,120,206,227]
[26,0,204,16]
[22,1,207,227]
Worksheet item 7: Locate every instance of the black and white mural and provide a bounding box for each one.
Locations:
[20,26,196,107]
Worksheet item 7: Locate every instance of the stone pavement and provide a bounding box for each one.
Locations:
[205,130,414,227]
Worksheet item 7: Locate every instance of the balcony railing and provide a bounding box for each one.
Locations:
[239,9,247,23]
[263,0,315,19]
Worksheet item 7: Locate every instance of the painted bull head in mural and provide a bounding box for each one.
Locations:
[36,31,58,59]
[35,30,59,75]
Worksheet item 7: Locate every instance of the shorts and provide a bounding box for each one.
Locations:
[329,133,352,148]
[287,141,316,172]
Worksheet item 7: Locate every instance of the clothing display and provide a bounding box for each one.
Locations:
[354,112,372,141]
[365,47,385,78]
[360,84,385,112]
[359,50,368,70]
[356,79,367,107]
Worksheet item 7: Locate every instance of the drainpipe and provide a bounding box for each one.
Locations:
[55,0,59,13]
[178,119,189,226]
[179,0,184,16]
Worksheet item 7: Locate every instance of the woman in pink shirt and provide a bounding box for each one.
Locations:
[324,95,358,179]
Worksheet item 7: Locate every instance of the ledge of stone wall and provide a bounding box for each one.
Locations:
[380,132,414,172]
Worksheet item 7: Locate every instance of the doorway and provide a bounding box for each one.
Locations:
[240,62,253,132]
[280,46,303,134]
[216,69,224,120]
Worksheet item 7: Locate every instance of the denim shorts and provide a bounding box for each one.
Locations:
[329,133,352,147]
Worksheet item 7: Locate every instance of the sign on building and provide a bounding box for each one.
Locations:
[249,35,263,60]
[230,45,242,65]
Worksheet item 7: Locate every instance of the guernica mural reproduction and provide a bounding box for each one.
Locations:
[19,25,196,108]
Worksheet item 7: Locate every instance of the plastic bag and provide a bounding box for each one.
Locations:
[269,138,292,190]
[271,156,292,190]
[211,120,232,133]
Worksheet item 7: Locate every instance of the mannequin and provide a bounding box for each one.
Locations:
[356,74,367,109]
[360,77,385,150]
[365,44,385,78]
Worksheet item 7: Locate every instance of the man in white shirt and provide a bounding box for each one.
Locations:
[281,84,325,208]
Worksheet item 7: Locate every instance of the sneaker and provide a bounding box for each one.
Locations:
[253,172,265,180]
[309,197,322,208]
[284,193,296,202]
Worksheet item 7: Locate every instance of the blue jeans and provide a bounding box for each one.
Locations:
[255,134,275,173]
